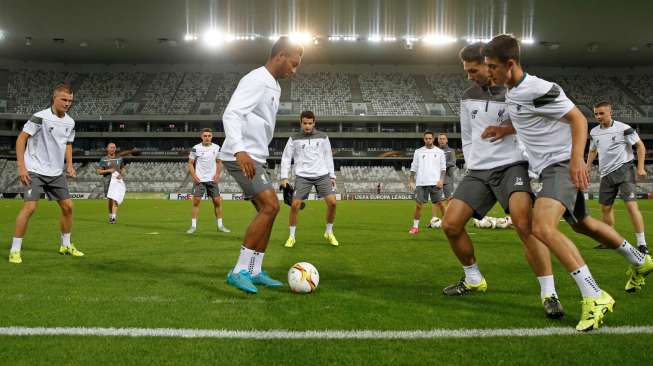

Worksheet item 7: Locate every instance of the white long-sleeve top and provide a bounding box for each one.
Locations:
[220,66,281,163]
[410,146,447,186]
[279,130,335,179]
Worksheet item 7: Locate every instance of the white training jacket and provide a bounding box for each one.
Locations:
[279,130,336,179]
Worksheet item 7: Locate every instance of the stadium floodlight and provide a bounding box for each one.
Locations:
[0,30,6,41]
[465,37,492,44]
[203,29,223,47]
[225,34,237,42]
[383,36,396,42]
[423,34,456,46]
[368,35,382,43]
[328,35,342,41]
[289,32,312,44]
[269,34,280,42]
[184,33,198,42]
[521,38,535,45]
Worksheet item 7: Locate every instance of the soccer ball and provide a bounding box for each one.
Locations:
[495,217,513,229]
[473,217,495,229]
[288,262,320,293]
[428,217,442,228]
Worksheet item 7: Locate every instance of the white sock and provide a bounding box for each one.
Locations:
[571,265,602,298]
[463,263,483,285]
[61,233,71,247]
[191,218,197,228]
[217,218,223,227]
[615,240,645,266]
[232,245,255,274]
[325,223,334,234]
[11,237,23,252]
[412,219,420,228]
[289,226,297,238]
[252,251,265,276]
[537,275,557,300]
[636,232,647,247]
[110,213,116,219]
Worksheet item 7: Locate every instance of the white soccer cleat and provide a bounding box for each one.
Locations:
[186,227,196,234]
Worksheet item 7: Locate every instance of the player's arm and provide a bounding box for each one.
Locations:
[324,136,336,187]
[188,159,199,183]
[437,152,446,188]
[585,147,598,175]
[408,156,418,191]
[564,107,589,191]
[279,137,294,187]
[634,139,647,178]
[65,143,76,177]
[214,159,222,183]
[119,160,126,179]
[222,78,265,179]
[15,131,31,185]
[459,100,472,161]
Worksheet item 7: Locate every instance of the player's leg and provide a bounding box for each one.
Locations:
[224,161,280,293]
[56,198,82,256]
[9,200,38,264]
[323,194,338,246]
[110,199,118,223]
[594,176,618,248]
[187,195,201,234]
[285,198,303,247]
[619,174,648,253]
[410,187,425,234]
[209,183,229,232]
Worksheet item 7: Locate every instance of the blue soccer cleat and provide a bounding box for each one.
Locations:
[226,270,258,294]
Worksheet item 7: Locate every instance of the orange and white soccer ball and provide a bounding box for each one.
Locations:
[288,262,320,293]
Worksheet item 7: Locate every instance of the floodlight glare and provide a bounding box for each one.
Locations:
[289,32,311,44]
[204,29,223,47]
[521,38,535,45]
[423,34,456,45]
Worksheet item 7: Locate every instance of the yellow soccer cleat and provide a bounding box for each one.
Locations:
[442,277,488,296]
[625,255,653,293]
[324,232,339,246]
[8,250,22,264]
[59,244,85,257]
[284,236,296,248]
[576,291,615,331]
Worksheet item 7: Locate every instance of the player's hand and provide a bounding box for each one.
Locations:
[408,182,415,191]
[18,166,31,185]
[67,165,77,178]
[330,178,337,189]
[436,180,444,188]
[481,125,507,142]
[569,158,589,191]
[637,167,647,179]
[235,152,256,180]
[212,174,220,183]
[192,174,201,184]
[281,178,289,188]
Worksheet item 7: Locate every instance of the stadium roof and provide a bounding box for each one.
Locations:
[0,0,652,66]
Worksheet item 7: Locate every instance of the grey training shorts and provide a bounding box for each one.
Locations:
[24,172,70,201]
[599,163,637,206]
[452,162,532,220]
[223,160,273,200]
[294,174,336,200]
[442,172,454,199]
[537,161,589,225]
[415,185,445,204]
[192,181,221,198]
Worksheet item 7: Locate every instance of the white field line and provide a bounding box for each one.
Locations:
[1,326,653,339]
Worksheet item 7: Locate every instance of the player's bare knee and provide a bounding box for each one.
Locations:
[442,218,462,237]
[531,222,554,242]
[60,201,74,216]
[511,216,532,237]
[21,202,37,216]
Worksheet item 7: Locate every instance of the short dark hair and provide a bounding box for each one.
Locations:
[423,131,435,137]
[482,34,520,64]
[107,142,116,147]
[270,36,304,59]
[300,110,315,121]
[594,101,612,109]
[459,43,484,64]
[53,83,73,95]
[201,128,212,134]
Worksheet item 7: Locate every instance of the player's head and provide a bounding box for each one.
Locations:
[300,110,315,133]
[481,34,521,87]
[423,131,435,148]
[200,128,213,145]
[106,142,116,155]
[51,83,74,115]
[593,101,613,125]
[459,42,490,86]
[438,133,449,147]
[267,36,303,79]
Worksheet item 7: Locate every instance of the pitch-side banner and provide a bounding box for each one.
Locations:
[343,193,414,200]
[169,193,341,201]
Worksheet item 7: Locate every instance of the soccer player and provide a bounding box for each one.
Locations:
[482,34,652,331]
[186,128,230,234]
[407,131,447,234]
[220,36,303,294]
[440,43,563,319]
[97,142,125,224]
[437,132,456,206]
[280,110,338,248]
[8,84,83,264]
[587,101,648,254]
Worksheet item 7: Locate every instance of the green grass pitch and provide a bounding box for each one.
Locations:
[0,199,652,365]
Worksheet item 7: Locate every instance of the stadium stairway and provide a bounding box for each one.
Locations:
[611,77,647,115]
[413,74,437,103]
[349,74,364,102]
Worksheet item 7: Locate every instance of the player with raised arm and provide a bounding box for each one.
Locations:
[8,84,83,264]
[482,34,652,331]
[186,128,230,234]
[440,43,563,319]
[280,111,338,248]
[220,36,303,294]
[408,131,447,234]
[587,101,648,254]
[97,142,125,224]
